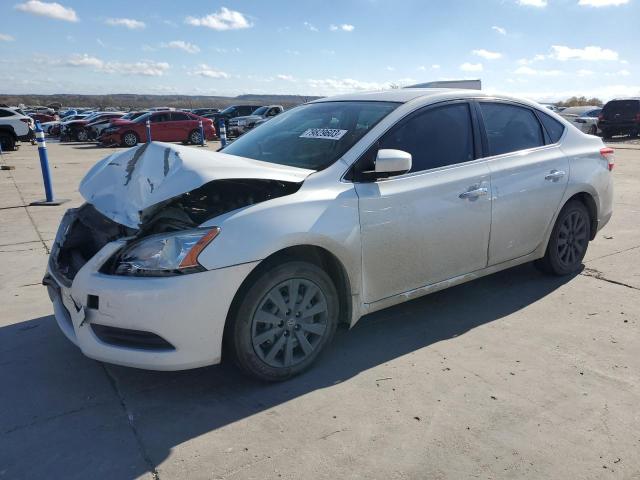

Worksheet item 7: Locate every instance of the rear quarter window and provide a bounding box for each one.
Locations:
[537,111,565,143]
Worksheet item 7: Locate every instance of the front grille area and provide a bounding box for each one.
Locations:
[91,324,175,351]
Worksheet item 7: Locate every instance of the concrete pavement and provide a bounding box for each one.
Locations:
[1,139,639,479]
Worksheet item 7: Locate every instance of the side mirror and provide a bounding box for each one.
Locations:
[375,149,412,177]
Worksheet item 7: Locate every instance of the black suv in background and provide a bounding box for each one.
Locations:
[208,105,262,133]
[598,98,640,139]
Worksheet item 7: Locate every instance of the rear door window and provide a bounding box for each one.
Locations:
[151,113,171,123]
[479,103,545,156]
[537,111,565,144]
[171,112,190,121]
[379,102,475,173]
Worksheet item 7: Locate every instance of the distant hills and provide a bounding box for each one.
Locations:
[0,93,323,110]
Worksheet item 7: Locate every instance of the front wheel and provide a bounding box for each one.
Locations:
[226,261,339,381]
[121,131,139,147]
[535,200,591,276]
[75,129,88,142]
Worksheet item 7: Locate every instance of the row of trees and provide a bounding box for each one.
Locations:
[555,96,604,107]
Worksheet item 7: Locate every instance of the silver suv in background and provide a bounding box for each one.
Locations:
[45,89,614,381]
[228,105,284,136]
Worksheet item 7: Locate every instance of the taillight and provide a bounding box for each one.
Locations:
[600,147,615,171]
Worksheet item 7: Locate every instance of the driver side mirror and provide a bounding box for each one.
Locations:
[374,149,412,178]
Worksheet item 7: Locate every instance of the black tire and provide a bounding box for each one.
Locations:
[226,261,339,381]
[0,133,16,151]
[535,200,591,276]
[121,131,139,147]
[75,128,88,142]
[189,129,202,144]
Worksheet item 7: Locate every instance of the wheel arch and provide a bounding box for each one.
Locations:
[223,245,353,350]
[568,191,598,240]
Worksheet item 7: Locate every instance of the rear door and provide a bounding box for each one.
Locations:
[355,101,492,303]
[477,101,569,265]
[169,111,193,140]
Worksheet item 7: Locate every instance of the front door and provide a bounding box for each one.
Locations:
[355,102,492,304]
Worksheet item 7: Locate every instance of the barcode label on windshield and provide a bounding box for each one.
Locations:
[299,128,348,140]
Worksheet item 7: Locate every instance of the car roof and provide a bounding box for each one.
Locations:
[310,88,544,109]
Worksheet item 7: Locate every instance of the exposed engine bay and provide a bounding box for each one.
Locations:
[50,178,301,284]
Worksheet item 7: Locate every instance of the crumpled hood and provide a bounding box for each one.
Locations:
[79,141,314,229]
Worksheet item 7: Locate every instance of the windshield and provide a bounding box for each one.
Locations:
[251,106,268,116]
[221,101,399,170]
[220,106,237,115]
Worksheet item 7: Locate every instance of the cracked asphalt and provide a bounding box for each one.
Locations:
[1,139,639,479]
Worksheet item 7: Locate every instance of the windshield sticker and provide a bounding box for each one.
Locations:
[299,128,348,140]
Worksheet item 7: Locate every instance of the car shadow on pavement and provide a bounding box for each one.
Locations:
[0,262,579,479]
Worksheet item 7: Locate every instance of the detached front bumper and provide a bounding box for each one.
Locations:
[45,235,258,371]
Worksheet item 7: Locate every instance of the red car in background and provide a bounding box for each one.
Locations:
[99,111,216,147]
[30,113,58,124]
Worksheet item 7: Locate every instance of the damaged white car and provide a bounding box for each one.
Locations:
[44,89,614,381]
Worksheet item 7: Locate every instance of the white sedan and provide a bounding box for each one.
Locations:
[45,89,614,381]
[560,105,602,135]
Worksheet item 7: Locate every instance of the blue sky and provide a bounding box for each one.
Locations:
[0,0,638,101]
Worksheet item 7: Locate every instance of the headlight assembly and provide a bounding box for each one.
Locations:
[113,227,220,276]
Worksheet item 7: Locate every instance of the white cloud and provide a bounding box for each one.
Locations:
[417,66,426,71]
[162,40,200,54]
[65,54,169,76]
[185,7,252,31]
[105,18,145,29]
[303,21,318,32]
[329,24,355,32]
[14,1,78,22]
[307,77,388,94]
[606,69,631,77]
[492,26,507,35]
[277,74,295,81]
[517,54,547,65]
[189,64,230,79]
[386,66,395,71]
[432,64,441,70]
[514,66,563,76]
[0,33,14,41]
[577,69,594,76]
[518,0,547,6]
[550,45,618,61]
[472,49,502,60]
[578,0,629,6]
[460,62,483,72]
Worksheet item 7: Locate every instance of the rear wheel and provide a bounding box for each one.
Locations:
[535,200,591,276]
[189,129,202,144]
[121,131,139,147]
[0,132,16,151]
[227,261,339,381]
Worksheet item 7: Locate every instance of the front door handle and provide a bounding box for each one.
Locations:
[545,169,566,181]
[459,186,489,200]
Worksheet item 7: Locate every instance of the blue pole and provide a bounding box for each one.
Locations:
[146,119,152,143]
[198,120,206,146]
[218,118,227,147]
[35,121,54,202]
[30,121,68,205]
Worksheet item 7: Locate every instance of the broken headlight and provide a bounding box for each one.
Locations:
[114,227,220,276]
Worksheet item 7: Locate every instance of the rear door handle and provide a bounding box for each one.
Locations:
[545,170,566,181]
[459,186,489,200]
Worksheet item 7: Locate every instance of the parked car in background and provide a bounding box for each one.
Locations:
[44,89,614,381]
[99,111,215,147]
[61,113,124,142]
[43,114,89,136]
[560,106,601,135]
[598,98,640,139]
[191,108,220,116]
[0,107,35,150]
[210,105,262,133]
[86,113,126,140]
[30,112,59,124]
[228,105,284,136]
[88,111,147,140]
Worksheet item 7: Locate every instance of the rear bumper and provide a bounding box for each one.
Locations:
[45,235,258,371]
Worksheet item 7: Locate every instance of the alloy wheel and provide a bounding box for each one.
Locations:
[123,133,137,147]
[251,278,329,368]
[557,210,588,268]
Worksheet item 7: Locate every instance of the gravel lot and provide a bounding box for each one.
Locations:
[1,139,639,480]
